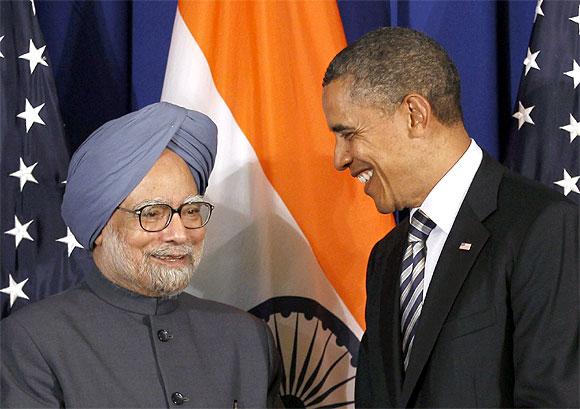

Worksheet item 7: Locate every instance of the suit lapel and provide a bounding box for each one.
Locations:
[377,221,408,403]
[400,204,489,405]
[400,153,503,406]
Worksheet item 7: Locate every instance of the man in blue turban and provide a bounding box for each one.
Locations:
[1,102,281,408]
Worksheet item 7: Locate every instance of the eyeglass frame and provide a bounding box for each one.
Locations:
[116,199,214,232]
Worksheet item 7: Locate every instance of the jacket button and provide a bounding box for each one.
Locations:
[157,329,172,342]
[171,392,188,405]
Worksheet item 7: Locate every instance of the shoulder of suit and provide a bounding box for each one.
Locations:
[370,221,406,256]
[498,169,578,216]
[2,281,89,324]
[0,281,92,343]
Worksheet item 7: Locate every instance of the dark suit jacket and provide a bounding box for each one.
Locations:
[355,153,579,408]
[1,267,282,408]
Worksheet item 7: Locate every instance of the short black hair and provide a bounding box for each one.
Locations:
[323,27,463,125]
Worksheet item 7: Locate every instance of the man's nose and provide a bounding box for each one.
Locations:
[162,213,205,244]
[333,138,352,171]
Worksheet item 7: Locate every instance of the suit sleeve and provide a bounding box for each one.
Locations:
[354,332,372,408]
[511,200,579,407]
[354,240,386,409]
[0,316,63,408]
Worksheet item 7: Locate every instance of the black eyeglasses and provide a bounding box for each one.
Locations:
[116,201,214,232]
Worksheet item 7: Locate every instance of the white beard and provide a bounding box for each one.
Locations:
[101,227,204,297]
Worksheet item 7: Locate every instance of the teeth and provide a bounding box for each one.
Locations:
[156,255,184,260]
[357,170,373,184]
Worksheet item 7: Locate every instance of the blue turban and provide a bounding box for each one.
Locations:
[62,102,218,249]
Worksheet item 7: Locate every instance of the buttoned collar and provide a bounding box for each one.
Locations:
[85,263,180,315]
[411,139,483,234]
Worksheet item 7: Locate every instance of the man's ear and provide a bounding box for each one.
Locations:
[403,94,431,132]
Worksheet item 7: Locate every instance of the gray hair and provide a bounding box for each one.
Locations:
[323,27,463,125]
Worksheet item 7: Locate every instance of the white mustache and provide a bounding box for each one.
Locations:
[148,245,193,258]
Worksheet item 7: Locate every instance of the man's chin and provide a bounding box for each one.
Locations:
[141,243,203,297]
[371,196,396,215]
[141,264,195,297]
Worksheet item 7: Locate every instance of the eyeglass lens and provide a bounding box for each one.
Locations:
[139,203,211,232]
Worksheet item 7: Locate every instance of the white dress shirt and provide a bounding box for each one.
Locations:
[410,139,483,297]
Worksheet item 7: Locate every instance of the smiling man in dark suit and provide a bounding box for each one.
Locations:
[321,27,578,408]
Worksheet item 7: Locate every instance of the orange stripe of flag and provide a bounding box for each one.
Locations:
[179,0,395,327]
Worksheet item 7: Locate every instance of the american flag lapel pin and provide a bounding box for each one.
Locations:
[459,242,472,251]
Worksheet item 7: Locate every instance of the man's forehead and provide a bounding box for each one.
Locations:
[323,79,364,129]
[323,76,355,101]
[144,149,192,180]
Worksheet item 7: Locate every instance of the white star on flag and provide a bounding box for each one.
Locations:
[0,274,30,308]
[17,98,46,133]
[571,5,580,35]
[512,101,535,130]
[4,216,34,248]
[523,48,540,75]
[564,60,580,89]
[56,227,84,257]
[9,157,39,191]
[0,35,4,58]
[554,169,580,196]
[18,39,48,74]
[534,0,544,22]
[560,114,580,143]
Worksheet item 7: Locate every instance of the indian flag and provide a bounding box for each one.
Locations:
[161,2,394,406]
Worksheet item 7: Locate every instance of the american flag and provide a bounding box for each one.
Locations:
[505,0,580,203]
[0,0,90,318]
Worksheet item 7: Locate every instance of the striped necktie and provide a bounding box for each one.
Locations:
[400,209,436,370]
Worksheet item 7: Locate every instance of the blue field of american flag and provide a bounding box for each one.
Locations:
[0,1,90,318]
[506,0,580,203]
